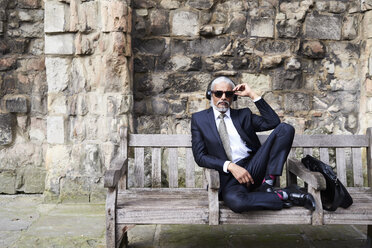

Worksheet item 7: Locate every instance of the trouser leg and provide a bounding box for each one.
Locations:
[245,123,295,190]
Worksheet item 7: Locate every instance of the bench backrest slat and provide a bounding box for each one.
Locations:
[134,147,145,188]
[352,148,363,187]
[319,148,330,164]
[336,148,347,185]
[151,148,162,188]
[127,132,371,189]
[168,148,179,188]
[186,148,195,188]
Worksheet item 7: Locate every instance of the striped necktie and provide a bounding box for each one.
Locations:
[218,113,232,161]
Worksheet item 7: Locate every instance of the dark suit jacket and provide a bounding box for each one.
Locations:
[191,98,281,191]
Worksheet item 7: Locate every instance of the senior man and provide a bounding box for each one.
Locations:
[191,76,315,212]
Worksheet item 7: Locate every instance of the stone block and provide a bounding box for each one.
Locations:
[45,57,70,93]
[47,116,66,144]
[18,0,40,9]
[251,18,274,38]
[31,95,47,115]
[272,69,303,90]
[362,0,372,11]
[189,37,231,56]
[0,170,16,194]
[364,10,372,38]
[172,10,199,37]
[29,117,46,142]
[160,0,180,9]
[300,41,326,59]
[48,94,68,115]
[305,13,342,40]
[369,55,372,76]
[134,38,166,56]
[149,9,169,36]
[59,176,90,202]
[44,1,70,33]
[19,22,44,38]
[101,0,128,32]
[151,97,169,115]
[226,12,246,35]
[342,15,358,40]
[45,34,75,55]
[77,1,98,32]
[0,113,15,146]
[241,73,271,94]
[0,56,17,71]
[284,93,310,112]
[21,167,46,193]
[75,33,95,55]
[186,0,213,9]
[170,55,201,71]
[255,40,291,55]
[277,19,300,38]
[4,95,28,113]
[69,116,86,142]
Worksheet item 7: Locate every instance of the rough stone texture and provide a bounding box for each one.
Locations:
[3,95,28,113]
[0,113,15,146]
[47,116,65,144]
[172,10,199,37]
[305,13,342,40]
[44,1,69,33]
[45,34,75,55]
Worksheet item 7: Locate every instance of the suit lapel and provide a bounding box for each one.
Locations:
[207,108,223,147]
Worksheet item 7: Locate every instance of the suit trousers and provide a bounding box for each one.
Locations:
[221,123,295,213]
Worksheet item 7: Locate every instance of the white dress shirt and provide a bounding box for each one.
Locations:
[213,97,261,173]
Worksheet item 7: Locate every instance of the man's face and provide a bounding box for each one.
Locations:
[211,81,234,113]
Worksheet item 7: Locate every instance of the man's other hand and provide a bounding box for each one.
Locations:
[227,163,254,186]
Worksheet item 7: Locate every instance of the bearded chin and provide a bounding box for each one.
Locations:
[211,100,230,112]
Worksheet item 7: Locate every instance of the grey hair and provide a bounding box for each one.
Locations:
[210,76,235,91]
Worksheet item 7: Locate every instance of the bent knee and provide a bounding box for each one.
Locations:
[277,123,295,135]
[223,195,245,213]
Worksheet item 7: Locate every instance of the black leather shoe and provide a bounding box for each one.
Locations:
[256,182,274,193]
[284,185,316,211]
[283,201,293,208]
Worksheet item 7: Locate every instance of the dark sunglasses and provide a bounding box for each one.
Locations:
[212,91,235,98]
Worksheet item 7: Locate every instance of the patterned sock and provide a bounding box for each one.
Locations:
[262,175,276,186]
[275,189,288,200]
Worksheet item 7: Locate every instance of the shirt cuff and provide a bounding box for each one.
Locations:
[253,96,262,102]
[223,161,231,173]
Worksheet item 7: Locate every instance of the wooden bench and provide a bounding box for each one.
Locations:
[104,127,372,247]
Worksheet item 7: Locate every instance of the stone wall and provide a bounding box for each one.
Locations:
[0,0,46,194]
[132,0,371,136]
[43,0,133,202]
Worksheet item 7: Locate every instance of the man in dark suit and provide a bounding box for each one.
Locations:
[191,76,315,212]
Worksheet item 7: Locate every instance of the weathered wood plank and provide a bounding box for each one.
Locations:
[152,148,162,188]
[186,148,195,188]
[129,134,191,147]
[308,187,323,225]
[287,159,326,190]
[220,205,312,225]
[104,157,128,188]
[319,148,329,164]
[168,148,178,188]
[134,148,144,188]
[336,148,347,186]
[106,187,117,248]
[352,148,363,187]
[205,168,220,190]
[131,134,369,148]
[208,188,219,225]
[367,128,372,187]
[259,135,369,147]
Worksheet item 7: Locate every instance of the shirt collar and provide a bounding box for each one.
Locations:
[213,107,231,121]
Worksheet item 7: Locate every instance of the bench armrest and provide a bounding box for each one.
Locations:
[204,168,220,190]
[104,156,128,188]
[287,158,326,191]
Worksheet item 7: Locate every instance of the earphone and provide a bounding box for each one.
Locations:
[206,77,238,101]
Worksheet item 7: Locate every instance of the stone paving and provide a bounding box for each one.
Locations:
[0,195,369,248]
